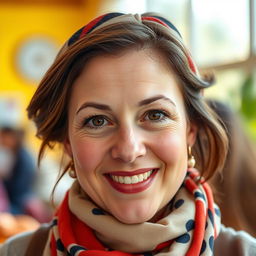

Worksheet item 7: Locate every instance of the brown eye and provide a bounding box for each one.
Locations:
[92,117,105,126]
[147,110,165,121]
[83,115,110,129]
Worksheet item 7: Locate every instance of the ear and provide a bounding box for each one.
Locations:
[186,121,198,146]
[63,136,73,158]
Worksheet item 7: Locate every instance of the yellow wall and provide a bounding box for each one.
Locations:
[0,1,100,151]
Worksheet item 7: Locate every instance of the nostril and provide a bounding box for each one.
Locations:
[111,129,146,162]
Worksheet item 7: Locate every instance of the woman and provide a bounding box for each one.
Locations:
[1,12,255,255]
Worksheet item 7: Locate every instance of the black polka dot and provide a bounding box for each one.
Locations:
[175,233,190,243]
[205,221,208,230]
[69,245,86,255]
[174,199,184,209]
[194,191,205,201]
[92,208,105,215]
[186,219,195,232]
[208,209,214,226]
[143,253,153,256]
[209,236,214,251]
[56,239,64,251]
[52,219,58,226]
[200,240,206,255]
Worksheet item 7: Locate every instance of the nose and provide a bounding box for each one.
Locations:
[111,126,146,163]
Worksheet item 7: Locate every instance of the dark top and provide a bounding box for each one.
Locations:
[3,147,36,214]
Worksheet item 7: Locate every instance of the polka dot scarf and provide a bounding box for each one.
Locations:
[43,169,221,256]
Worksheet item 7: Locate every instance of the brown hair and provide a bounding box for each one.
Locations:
[27,13,228,181]
[208,99,256,236]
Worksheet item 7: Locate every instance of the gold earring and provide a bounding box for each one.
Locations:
[68,161,77,178]
[188,146,196,168]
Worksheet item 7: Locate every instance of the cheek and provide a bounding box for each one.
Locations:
[152,130,187,164]
[71,139,105,174]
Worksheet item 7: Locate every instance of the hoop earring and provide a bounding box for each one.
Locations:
[68,161,77,178]
[188,146,196,168]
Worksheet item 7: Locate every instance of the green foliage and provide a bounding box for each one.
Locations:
[240,75,256,140]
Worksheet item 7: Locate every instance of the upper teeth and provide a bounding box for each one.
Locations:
[110,170,153,184]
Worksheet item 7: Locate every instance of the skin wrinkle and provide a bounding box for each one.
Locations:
[24,14,229,237]
[64,48,197,224]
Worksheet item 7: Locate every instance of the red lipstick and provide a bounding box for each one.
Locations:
[105,168,158,194]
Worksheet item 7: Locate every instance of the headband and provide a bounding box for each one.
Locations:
[66,12,197,74]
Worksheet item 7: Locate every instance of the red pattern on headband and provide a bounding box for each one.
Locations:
[69,13,197,74]
[142,16,197,74]
[187,54,197,73]
[80,14,107,38]
[142,16,169,29]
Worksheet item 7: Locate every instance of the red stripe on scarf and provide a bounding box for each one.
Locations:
[154,240,173,252]
[58,192,105,251]
[203,182,218,238]
[58,193,78,247]
[185,171,207,255]
[50,169,218,255]
[50,232,57,256]
[54,192,132,256]
[73,211,104,249]
[187,200,206,255]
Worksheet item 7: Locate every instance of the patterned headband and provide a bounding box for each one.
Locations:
[66,12,197,74]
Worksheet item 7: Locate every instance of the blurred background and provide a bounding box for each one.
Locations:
[0,0,255,240]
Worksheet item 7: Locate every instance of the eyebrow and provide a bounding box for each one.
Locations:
[76,95,176,115]
[76,102,112,114]
[138,95,176,107]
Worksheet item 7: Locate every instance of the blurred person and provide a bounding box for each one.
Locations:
[0,181,9,212]
[0,126,51,223]
[0,12,255,256]
[208,99,256,237]
[0,143,12,212]
[0,126,41,243]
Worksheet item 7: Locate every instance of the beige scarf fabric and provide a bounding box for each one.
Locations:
[43,170,221,255]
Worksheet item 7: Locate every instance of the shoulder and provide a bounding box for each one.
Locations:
[0,230,34,256]
[214,225,256,256]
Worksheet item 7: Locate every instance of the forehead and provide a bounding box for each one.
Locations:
[70,48,184,109]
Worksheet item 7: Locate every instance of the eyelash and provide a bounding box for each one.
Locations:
[82,115,112,129]
[142,109,171,122]
[80,109,175,130]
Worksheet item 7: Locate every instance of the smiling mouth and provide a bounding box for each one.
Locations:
[105,168,158,194]
[109,169,155,184]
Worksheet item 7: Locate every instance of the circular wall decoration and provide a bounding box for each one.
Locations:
[15,36,58,82]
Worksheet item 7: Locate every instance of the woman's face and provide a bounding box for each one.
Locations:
[65,48,197,224]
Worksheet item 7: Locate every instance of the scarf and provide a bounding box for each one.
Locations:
[43,169,221,256]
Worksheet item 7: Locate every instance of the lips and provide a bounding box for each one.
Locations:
[105,168,158,194]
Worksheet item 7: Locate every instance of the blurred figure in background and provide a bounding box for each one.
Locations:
[0,138,11,212]
[0,126,35,214]
[0,126,51,223]
[208,99,256,237]
[0,97,52,223]
[0,126,41,242]
[0,180,9,212]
